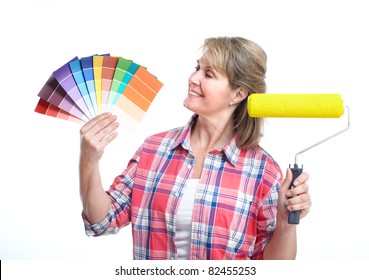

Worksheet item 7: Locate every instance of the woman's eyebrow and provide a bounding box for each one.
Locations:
[197,59,213,70]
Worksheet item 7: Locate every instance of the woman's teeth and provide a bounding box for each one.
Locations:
[189,90,202,97]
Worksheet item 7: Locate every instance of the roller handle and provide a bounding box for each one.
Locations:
[288,164,303,224]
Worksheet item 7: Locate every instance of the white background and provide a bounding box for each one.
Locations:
[1,0,368,267]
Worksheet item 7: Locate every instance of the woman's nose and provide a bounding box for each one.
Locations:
[188,70,202,85]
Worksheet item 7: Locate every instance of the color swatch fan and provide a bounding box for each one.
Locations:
[34,54,164,123]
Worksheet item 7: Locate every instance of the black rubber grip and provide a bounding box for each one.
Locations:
[288,164,303,224]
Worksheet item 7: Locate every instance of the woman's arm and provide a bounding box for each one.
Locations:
[263,169,311,259]
[79,113,119,224]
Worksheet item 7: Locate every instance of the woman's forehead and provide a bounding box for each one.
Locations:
[197,56,210,66]
[200,53,227,76]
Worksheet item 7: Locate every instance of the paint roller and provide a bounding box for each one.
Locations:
[247,93,350,224]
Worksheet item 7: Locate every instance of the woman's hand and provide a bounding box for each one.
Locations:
[278,168,312,222]
[79,112,119,224]
[80,112,119,165]
[264,169,311,259]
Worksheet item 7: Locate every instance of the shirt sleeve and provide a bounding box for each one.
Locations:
[82,144,143,237]
[251,159,283,260]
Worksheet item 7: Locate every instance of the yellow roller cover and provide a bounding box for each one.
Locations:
[247,94,344,118]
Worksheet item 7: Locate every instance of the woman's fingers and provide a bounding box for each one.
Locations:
[96,124,119,148]
[80,113,119,163]
[80,113,116,138]
[285,181,312,218]
[280,170,312,220]
[285,193,311,211]
[88,116,119,144]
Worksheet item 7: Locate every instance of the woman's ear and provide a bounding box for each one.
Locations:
[232,87,248,105]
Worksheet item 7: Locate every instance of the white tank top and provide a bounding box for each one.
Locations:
[175,179,199,260]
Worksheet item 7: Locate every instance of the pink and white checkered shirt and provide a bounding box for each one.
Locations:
[83,115,283,260]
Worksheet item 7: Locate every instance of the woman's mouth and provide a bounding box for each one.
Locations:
[188,89,203,97]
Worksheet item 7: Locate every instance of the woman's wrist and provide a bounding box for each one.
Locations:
[276,213,297,231]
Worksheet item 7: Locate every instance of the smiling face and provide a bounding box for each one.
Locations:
[184,37,267,148]
[183,56,238,118]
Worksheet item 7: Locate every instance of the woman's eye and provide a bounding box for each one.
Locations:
[205,71,213,78]
[194,65,213,78]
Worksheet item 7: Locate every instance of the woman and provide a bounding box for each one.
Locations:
[79,37,311,260]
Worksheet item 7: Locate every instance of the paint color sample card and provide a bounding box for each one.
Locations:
[69,59,96,117]
[116,65,163,121]
[35,54,163,124]
[37,75,88,122]
[93,56,105,114]
[101,56,119,112]
[35,98,83,123]
[53,57,93,120]
[107,57,132,110]
[80,56,98,116]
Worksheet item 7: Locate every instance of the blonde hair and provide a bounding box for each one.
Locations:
[202,37,267,149]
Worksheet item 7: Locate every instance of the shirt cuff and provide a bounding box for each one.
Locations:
[81,206,114,236]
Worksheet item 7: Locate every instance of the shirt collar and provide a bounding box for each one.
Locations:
[170,114,241,166]
[222,134,241,166]
[170,114,197,151]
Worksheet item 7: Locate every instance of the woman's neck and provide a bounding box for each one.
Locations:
[191,115,234,152]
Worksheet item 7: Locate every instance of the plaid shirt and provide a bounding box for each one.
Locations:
[83,115,283,260]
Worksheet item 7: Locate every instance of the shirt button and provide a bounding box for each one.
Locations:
[187,164,192,169]
[175,192,180,197]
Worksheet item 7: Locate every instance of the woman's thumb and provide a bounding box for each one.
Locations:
[280,168,293,193]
